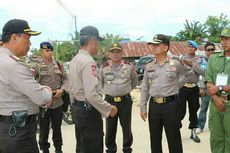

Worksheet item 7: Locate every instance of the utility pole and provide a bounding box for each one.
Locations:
[74,15,77,34]
[56,0,77,35]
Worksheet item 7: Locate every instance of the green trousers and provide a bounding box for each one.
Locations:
[209,101,230,153]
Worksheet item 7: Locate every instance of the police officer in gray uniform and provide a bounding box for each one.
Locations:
[140,34,193,153]
[178,40,205,143]
[99,43,138,153]
[68,26,118,153]
[0,19,52,153]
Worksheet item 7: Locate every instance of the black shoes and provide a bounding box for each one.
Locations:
[190,129,201,143]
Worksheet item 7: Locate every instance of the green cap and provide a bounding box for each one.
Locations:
[221,27,230,38]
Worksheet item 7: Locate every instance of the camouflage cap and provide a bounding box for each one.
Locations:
[221,27,230,38]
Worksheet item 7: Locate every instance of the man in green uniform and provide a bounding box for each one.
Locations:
[206,27,230,153]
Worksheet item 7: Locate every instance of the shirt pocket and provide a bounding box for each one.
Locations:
[53,66,62,75]
[121,69,131,80]
[147,70,156,84]
[166,66,177,81]
[105,72,114,81]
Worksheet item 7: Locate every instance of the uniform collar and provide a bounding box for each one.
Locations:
[155,56,170,64]
[0,47,16,56]
[218,51,225,57]
[79,49,91,56]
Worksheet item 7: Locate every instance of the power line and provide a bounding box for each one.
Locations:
[55,0,73,17]
[55,0,77,33]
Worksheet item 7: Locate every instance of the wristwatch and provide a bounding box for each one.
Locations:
[218,85,224,94]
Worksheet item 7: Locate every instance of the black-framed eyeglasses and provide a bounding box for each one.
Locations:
[206,48,215,52]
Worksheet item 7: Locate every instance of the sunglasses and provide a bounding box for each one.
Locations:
[206,48,215,52]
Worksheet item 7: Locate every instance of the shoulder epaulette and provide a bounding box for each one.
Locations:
[9,55,20,61]
[146,58,154,65]
[101,60,110,68]
[124,60,137,71]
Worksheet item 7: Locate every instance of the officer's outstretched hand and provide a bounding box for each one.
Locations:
[140,112,147,121]
[109,106,118,117]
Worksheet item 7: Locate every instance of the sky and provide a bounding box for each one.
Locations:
[0,0,230,49]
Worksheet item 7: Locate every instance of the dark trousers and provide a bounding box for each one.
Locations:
[105,95,133,153]
[179,86,200,129]
[71,101,104,153]
[38,106,63,151]
[148,98,183,153]
[0,117,38,153]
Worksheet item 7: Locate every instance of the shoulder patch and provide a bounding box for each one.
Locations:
[91,64,97,77]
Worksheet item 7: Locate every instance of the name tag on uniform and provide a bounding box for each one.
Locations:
[216,73,228,86]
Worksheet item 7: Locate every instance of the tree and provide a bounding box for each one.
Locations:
[204,13,230,43]
[54,41,77,62]
[30,48,40,56]
[93,33,122,66]
[53,30,80,63]
[172,19,207,43]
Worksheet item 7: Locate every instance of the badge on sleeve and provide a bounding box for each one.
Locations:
[91,65,97,77]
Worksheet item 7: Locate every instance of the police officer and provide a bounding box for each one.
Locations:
[206,27,230,153]
[99,43,138,153]
[0,19,52,153]
[68,26,118,153]
[31,42,68,153]
[178,40,205,143]
[140,34,193,153]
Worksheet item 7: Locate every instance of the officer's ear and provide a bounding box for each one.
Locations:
[163,44,169,52]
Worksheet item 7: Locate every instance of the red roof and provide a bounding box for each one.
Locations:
[121,41,222,57]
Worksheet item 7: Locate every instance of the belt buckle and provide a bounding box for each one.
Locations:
[185,83,193,88]
[114,97,121,102]
[155,97,164,104]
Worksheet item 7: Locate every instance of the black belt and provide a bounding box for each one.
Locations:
[72,99,94,111]
[105,94,130,103]
[72,99,86,108]
[0,114,37,124]
[150,94,178,104]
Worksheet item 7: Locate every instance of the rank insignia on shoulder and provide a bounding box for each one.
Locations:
[101,60,110,68]
[9,55,20,61]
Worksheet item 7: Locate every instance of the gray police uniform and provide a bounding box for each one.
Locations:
[99,59,137,153]
[0,47,52,153]
[32,60,68,152]
[140,56,192,153]
[68,49,113,153]
[178,54,205,129]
